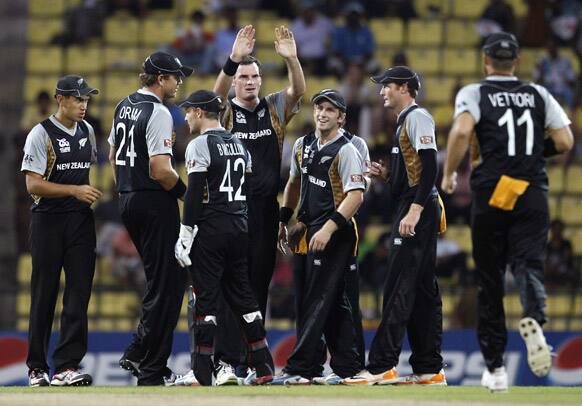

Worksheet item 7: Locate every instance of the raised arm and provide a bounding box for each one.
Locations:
[274,26,306,117]
[214,25,256,100]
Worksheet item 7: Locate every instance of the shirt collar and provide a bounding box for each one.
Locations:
[138,88,162,102]
[49,115,77,136]
[202,127,225,134]
[397,101,418,122]
[486,75,519,81]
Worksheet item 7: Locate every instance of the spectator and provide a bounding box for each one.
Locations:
[329,2,377,76]
[52,0,106,46]
[337,62,376,140]
[435,233,468,279]
[545,219,577,290]
[290,2,334,77]
[21,91,51,132]
[440,155,472,225]
[209,7,240,73]
[533,39,577,110]
[359,232,390,295]
[165,10,215,72]
[476,0,516,42]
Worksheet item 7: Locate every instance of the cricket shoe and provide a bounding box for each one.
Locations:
[481,367,508,393]
[270,373,310,385]
[214,361,239,386]
[174,370,200,386]
[312,373,343,385]
[395,369,447,386]
[342,368,399,385]
[50,369,92,386]
[28,369,49,387]
[119,357,140,377]
[242,370,273,385]
[163,371,182,386]
[519,317,552,377]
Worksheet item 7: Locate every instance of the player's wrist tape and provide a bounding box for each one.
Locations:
[223,57,240,76]
[543,137,560,158]
[330,211,347,229]
[169,178,187,199]
[279,207,293,224]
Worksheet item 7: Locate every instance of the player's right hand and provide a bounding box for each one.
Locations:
[72,184,102,204]
[277,222,291,255]
[369,160,389,182]
[175,224,198,268]
[231,25,255,62]
[287,222,307,252]
[440,172,458,194]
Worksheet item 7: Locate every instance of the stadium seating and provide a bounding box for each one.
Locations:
[370,18,404,47]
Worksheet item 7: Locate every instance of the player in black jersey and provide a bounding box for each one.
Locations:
[272,89,365,384]
[21,75,101,387]
[212,25,306,380]
[173,90,274,386]
[277,89,369,384]
[344,66,446,387]
[108,52,193,386]
[441,32,574,392]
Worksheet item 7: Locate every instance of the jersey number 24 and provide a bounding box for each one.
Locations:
[115,122,137,167]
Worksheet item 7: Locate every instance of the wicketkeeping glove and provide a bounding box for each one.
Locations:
[175,224,198,268]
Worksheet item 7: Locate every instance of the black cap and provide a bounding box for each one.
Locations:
[311,88,347,111]
[143,51,194,77]
[55,75,99,97]
[370,66,420,91]
[482,32,519,60]
[178,90,223,113]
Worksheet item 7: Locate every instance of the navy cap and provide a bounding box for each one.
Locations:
[143,52,194,77]
[370,66,420,91]
[311,88,347,111]
[178,90,223,113]
[55,75,99,97]
[482,32,519,60]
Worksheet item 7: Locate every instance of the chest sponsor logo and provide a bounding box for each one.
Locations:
[350,174,363,183]
[257,108,265,119]
[392,146,399,154]
[319,156,333,164]
[235,111,247,124]
[56,162,90,170]
[420,136,433,145]
[56,138,70,153]
[233,129,272,140]
[394,237,402,246]
[308,175,327,188]
[78,138,88,149]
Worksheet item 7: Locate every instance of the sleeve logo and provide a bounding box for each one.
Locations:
[186,159,195,170]
[420,136,433,144]
[350,174,363,183]
[164,139,172,147]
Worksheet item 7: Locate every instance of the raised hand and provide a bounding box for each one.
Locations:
[231,25,255,62]
[274,26,297,59]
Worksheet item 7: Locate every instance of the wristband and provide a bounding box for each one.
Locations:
[330,211,347,229]
[169,178,187,199]
[543,137,560,158]
[279,207,293,224]
[223,57,240,76]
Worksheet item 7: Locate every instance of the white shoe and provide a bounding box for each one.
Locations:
[50,369,92,386]
[28,369,50,387]
[519,317,552,377]
[174,370,200,386]
[163,371,179,386]
[214,361,239,386]
[481,367,508,393]
[312,373,343,385]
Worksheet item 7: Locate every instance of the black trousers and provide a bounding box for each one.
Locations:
[189,217,273,385]
[367,195,443,375]
[472,187,549,371]
[285,224,361,379]
[119,191,185,385]
[214,196,278,368]
[289,254,365,377]
[27,209,96,374]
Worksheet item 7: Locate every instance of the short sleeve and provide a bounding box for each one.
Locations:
[338,143,366,193]
[530,83,572,129]
[21,124,48,175]
[146,104,174,156]
[266,90,300,125]
[454,83,481,123]
[107,118,116,147]
[289,137,303,178]
[185,135,211,174]
[84,120,98,164]
[348,134,371,173]
[407,109,437,151]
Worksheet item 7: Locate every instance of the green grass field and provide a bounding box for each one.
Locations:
[1,386,581,406]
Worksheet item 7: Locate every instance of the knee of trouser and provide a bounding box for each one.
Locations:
[194,315,217,353]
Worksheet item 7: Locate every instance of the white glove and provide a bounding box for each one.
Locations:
[175,224,198,268]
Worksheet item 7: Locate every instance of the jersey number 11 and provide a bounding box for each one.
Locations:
[498,108,534,156]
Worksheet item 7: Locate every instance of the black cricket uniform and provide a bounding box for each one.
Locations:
[183,128,274,385]
[108,89,185,385]
[283,130,365,379]
[22,116,97,374]
[454,76,571,371]
[215,91,299,369]
[366,103,444,375]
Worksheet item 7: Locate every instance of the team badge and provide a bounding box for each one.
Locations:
[319,156,332,164]
[257,108,265,119]
[78,138,88,149]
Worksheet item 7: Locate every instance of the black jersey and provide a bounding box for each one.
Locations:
[222,92,294,198]
[21,117,96,213]
[292,131,366,227]
[185,129,251,221]
[455,77,570,191]
[109,90,175,193]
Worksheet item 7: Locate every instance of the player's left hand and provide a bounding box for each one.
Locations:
[277,222,292,255]
[441,172,457,194]
[274,26,297,59]
[399,204,422,238]
[175,224,198,268]
[309,228,332,252]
